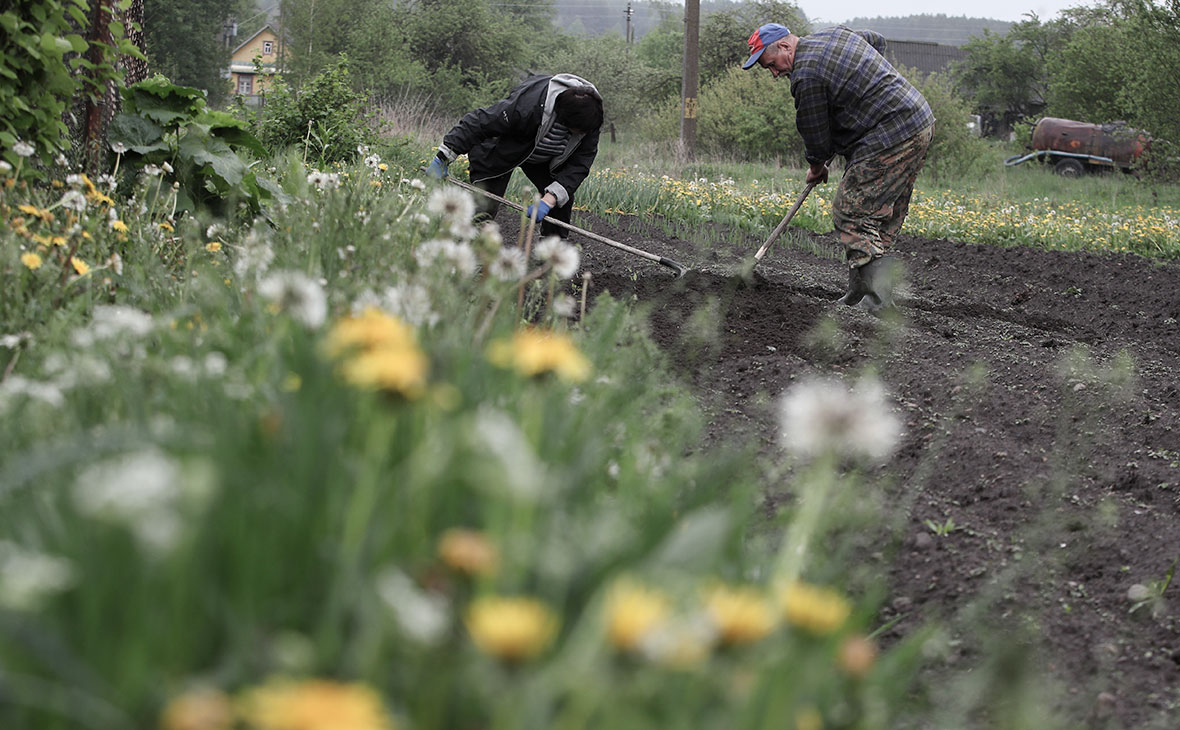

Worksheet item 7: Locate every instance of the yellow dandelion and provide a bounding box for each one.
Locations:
[111,219,129,232]
[604,580,670,651]
[438,528,499,576]
[160,687,234,730]
[704,584,776,646]
[370,180,382,188]
[780,582,850,636]
[795,706,824,730]
[20,252,42,270]
[206,241,222,252]
[71,257,91,275]
[337,346,428,398]
[159,221,175,232]
[17,204,53,222]
[486,328,590,382]
[50,235,67,246]
[323,307,417,356]
[377,163,388,171]
[239,679,394,730]
[465,595,558,661]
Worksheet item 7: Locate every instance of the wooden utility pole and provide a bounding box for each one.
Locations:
[624,1,634,46]
[680,0,700,160]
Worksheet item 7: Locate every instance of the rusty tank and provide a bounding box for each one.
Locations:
[1031,117,1151,170]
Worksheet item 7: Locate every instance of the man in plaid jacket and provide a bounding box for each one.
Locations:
[745,23,935,313]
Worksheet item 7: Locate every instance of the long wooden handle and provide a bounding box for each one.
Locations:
[753,182,815,262]
[440,175,688,277]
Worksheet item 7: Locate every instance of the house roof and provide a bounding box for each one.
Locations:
[884,40,967,76]
[232,24,278,56]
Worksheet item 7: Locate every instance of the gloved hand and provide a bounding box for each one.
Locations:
[426,156,449,179]
[527,199,551,222]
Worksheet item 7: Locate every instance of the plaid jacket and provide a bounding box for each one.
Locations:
[790,26,934,165]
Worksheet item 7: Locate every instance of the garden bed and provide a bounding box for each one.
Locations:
[500,208,1180,728]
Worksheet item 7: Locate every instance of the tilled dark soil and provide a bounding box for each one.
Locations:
[499,208,1180,729]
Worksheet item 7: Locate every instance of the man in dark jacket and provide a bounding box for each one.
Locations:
[744,23,934,312]
[426,74,604,240]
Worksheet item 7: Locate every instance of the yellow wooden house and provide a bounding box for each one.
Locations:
[228,25,281,105]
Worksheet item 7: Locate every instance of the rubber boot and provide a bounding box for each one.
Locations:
[838,256,901,314]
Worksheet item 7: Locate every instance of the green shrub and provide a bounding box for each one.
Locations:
[254,54,377,165]
[906,69,994,180]
[641,67,803,163]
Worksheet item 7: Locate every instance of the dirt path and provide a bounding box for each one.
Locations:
[499,208,1180,729]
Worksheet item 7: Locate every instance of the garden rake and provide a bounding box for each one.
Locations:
[439,175,689,278]
[738,181,816,282]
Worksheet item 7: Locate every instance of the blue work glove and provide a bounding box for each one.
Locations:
[527,199,551,222]
[426,156,449,179]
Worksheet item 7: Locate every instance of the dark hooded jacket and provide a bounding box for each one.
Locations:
[437,74,602,207]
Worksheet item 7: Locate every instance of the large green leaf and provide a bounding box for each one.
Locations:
[179,135,246,188]
[108,113,165,153]
[192,110,267,157]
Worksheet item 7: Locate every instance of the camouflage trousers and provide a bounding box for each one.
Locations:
[832,124,933,268]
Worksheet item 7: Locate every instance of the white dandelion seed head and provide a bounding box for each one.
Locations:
[479,221,504,247]
[409,178,426,191]
[13,140,35,157]
[233,228,275,279]
[0,332,33,349]
[143,164,162,177]
[778,374,902,461]
[426,186,475,224]
[73,448,183,553]
[375,567,451,646]
[383,283,439,328]
[0,161,12,173]
[55,153,69,167]
[71,305,155,348]
[161,161,174,174]
[110,141,128,154]
[0,541,75,611]
[203,351,228,376]
[489,247,527,281]
[0,376,65,411]
[364,154,381,169]
[66,174,84,188]
[258,270,328,329]
[449,218,478,241]
[411,212,430,225]
[59,190,87,212]
[551,293,576,318]
[534,236,579,279]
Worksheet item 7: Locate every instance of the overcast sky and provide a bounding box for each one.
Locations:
[798,0,1091,24]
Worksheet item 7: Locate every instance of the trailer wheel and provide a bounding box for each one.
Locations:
[1054,158,1085,177]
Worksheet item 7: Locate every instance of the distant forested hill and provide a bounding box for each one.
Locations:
[839,14,1012,45]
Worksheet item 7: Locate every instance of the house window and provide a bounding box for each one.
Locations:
[238,75,253,95]
[263,40,273,55]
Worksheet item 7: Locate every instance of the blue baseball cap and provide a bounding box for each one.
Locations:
[743,23,790,69]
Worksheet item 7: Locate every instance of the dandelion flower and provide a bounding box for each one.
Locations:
[159,687,234,730]
[0,541,75,611]
[551,293,576,319]
[486,328,591,382]
[426,186,475,224]
[258,271,328,329]
[239,679,394,730]
[14,140,35,157]
[324,308,428,398]
[71,257,91,275]
[704,584,777,645]
[438,528,499,576]
[206,241,222,252]
[161,161,174,174]
[780,581,851,636]
[375,568,450,645]
[488,247,526,281]
[20,252,42,270]
[0,161,12,173]
[465,595,558,661]
[778,375,901,461]
[59,190,87,212]
[605,580,670,651]
[533,236,579,279]
[143,164,162,177]
[110,141,128,154]
[73,448,184,554]
[110,219,129,232]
